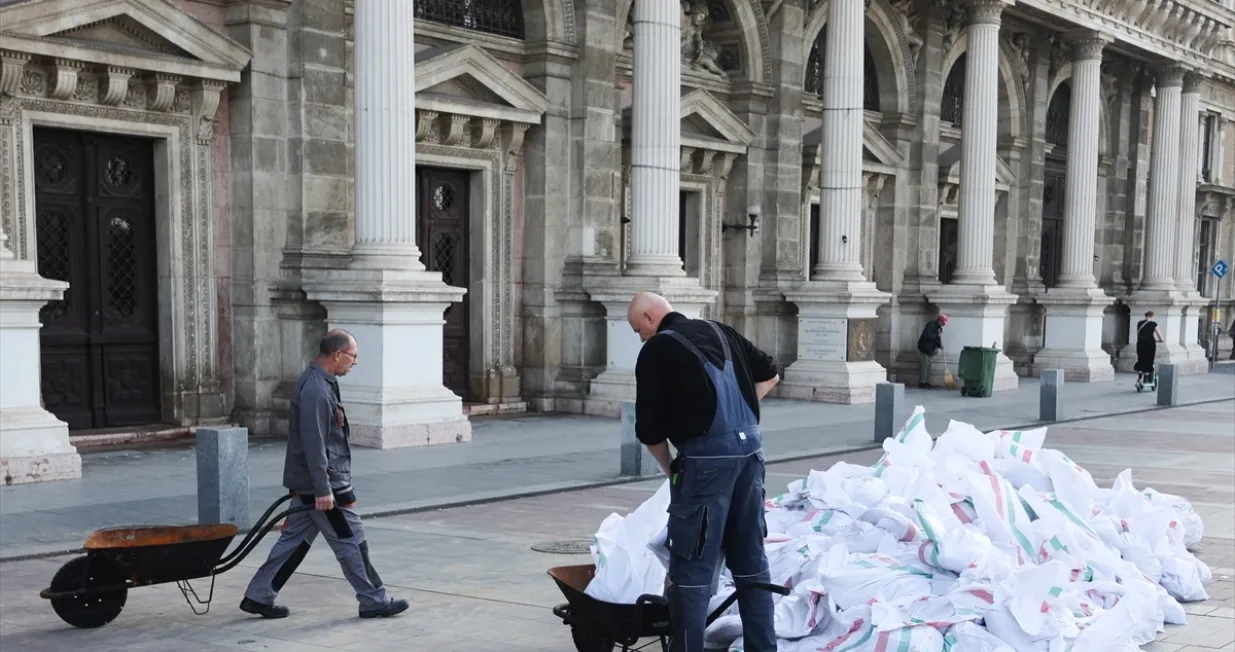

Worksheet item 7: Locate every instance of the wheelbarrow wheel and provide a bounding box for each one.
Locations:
[49,556,127,629]
[570,624,615,652]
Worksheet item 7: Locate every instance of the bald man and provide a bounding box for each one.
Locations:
[628,292,779,652]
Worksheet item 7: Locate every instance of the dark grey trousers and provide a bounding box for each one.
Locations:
[243,503,389,610]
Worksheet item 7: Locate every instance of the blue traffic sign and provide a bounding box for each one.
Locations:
[1213,260,1230,279]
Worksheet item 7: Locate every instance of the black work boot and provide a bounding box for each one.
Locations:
[360,598,409,619]
[240,597,289,619]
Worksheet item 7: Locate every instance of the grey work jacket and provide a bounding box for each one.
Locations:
[283,361,353,499]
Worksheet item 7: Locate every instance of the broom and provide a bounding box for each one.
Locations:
[942,355,956,390]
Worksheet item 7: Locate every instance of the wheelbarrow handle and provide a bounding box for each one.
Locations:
[704,582,791,626]
[213,501,314,576]
[214,493,297,568]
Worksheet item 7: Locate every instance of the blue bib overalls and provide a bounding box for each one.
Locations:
[659,322,776,652]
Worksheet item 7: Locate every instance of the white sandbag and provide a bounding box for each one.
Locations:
[579,407,1211,652]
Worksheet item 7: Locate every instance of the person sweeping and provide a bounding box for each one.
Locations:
[917,314,948,388]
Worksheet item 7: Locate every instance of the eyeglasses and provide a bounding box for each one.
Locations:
[340,351,358,361]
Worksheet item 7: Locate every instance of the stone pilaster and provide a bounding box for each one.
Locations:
[929,0,1018,393]
[1035,34,1115,382]
[625,0,685,276]
[780,0,890,405]
[303,0,470,447]
[1119,65,1195,373]
[1174,72,1208,364]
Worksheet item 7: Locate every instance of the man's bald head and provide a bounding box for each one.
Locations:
[627,292,674,342]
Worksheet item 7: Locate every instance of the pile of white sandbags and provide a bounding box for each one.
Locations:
[585,406,1211,652]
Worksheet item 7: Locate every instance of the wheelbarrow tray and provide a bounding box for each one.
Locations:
[548,564,671,642]
[83,523,239,586]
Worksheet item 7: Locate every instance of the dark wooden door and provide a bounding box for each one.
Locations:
[809,203,820,274]
[34,128,161,430]
[1040,167,1065,288]
[417,168,471,401]
[938,217,958,284]
[678,191,688,271]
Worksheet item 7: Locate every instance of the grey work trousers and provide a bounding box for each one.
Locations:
[919,350,936,383]
[243,503,389,610]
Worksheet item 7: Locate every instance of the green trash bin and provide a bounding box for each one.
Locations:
[957,346,999,397]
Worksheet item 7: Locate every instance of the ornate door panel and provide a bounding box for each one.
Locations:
[1040,168,1065,288]
[938,217,958,284]
[417,168,471,401]
[678,191,687,271]
[34,128,161,430]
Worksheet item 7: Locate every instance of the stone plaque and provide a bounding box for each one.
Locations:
[799,318,847,362]
[847,318,877,362]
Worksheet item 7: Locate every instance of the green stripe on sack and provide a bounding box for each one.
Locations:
[898,630,914,652]
[835,624,876,652]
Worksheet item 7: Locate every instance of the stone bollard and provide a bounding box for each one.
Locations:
[196,427,250,528]
[1039,370,1064,422]
[874,383,905,443]
[1157,363,1179,407]
[620,401,657,477]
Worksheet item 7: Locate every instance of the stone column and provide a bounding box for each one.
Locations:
[1034,34,1115,382]
[1174,72,1208,364]
[349,0,422,270]
[625,0,685,277]
[812,0,865,282]
[1142,67,1185,291]
[303,0,470,447]
[780,0,890,405]
[1119,65,1193,373]
[928,0,1019,393]
[951,0,1004,286]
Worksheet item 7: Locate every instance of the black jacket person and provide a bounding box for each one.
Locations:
[627,291,779,652]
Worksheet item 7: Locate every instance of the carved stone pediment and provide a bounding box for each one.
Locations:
[415,44,549,126]
[680,88,754,154]
[801,120,903,195]
[0,0,252,83]
[937,143,1016,196]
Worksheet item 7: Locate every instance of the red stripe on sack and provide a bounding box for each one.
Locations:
[969,589,995,603]
[873,630,892,652]
[901,523,918,542]
[820,619,866,652]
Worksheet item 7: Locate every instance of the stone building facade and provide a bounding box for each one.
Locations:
[0,0,1233,483]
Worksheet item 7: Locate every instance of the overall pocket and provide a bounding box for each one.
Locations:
[682,456,737,500]
[666,503,709,561]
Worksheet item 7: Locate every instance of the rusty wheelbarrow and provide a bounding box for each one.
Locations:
[39,493,310,629]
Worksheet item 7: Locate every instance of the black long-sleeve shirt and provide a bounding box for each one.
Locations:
[633,312,778,448]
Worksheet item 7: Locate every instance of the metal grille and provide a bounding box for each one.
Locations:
[36,210,71,321]
[35,146,68,190]
[804,35,882,112]
[415,0,525,39]
[941,54,966,125]
[432,231,457,286]
[1045,83,1071,147]
[106,216,138,318]
[103,156,133,190]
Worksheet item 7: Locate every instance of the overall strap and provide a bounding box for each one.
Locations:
[659,330,711,368]
[704,320,732,363]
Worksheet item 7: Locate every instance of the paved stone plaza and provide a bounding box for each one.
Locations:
[1,372,1232,560]
[0,400,1231,651]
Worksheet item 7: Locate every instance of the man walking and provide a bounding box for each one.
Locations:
[917,313,947,388]
[240,329,408,620]
[627,292,779,652]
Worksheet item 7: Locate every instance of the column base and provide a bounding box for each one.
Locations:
[304,268,472,449]
[1179,292,1211,365]
[0,407,82,485]
[1115,290,1201,374]
[780,280,891,405]
[1033,287,1115,382]
[584,276,719,414]
[927,284,1020,392]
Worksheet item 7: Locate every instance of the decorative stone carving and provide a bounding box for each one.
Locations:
[891,0,925,67]
[0,52,30,97]
[190,80,223,144]
[940,1,967,55]
[443,114,468,147]
[680,1,728,79]
[149,73,180,112]
[48,59,84,101]
[1003,31,1032,83]
[474,118,499,149]
[100,66,133,106]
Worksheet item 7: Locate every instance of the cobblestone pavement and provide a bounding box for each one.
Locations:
[2,372,1232,559]
[0,401,1231,651]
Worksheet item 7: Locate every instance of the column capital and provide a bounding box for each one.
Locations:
[1181,71,1207,94]
[961,0,1011,25]
[1154,64,1189,87]
[1064,31,1112,61]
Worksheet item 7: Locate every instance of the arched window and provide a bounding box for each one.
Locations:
[941,53,966,125]
[804,32,882,112]
[1045,82,1071,148]
[415,0,525,40]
